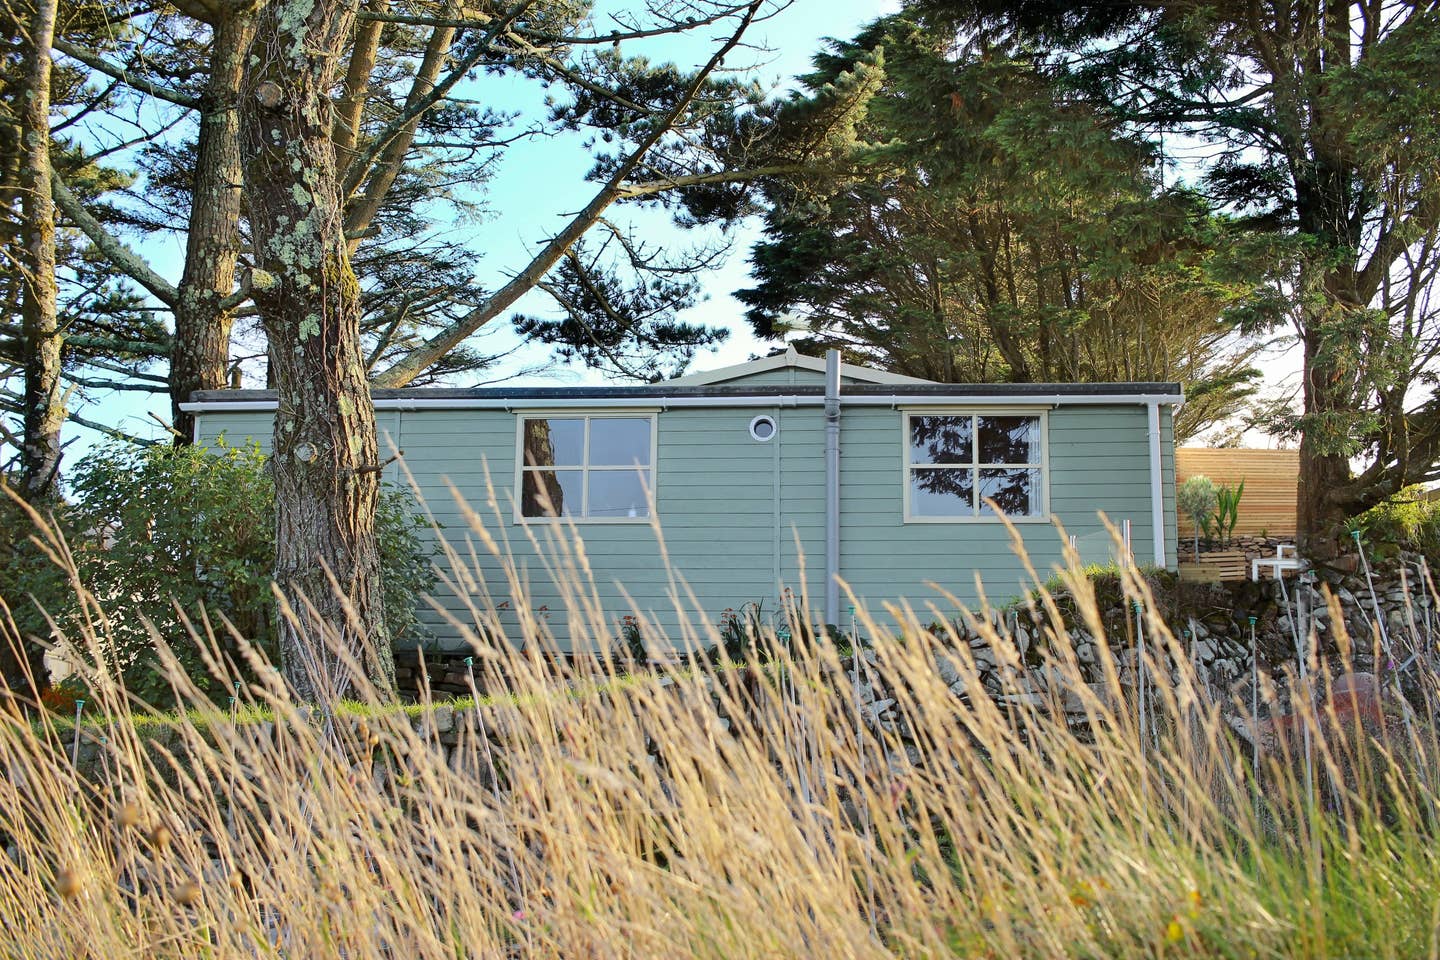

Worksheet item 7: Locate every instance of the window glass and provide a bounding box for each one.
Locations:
[519,415,654,520]
[977,415,1040,464]
[521,468,582,517]
[910,468,974,517]
[906,412,1045,521]
[588,417,652,466]
[910,415,972,465]
[522,417,583,468]
[978,467,1041,517]
[588,470,651,519]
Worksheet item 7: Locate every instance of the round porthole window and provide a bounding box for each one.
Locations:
[749,415,777,442]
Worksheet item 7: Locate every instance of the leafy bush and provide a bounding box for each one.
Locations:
[33,441,436,707]
[0,491,72,688]
[1351,486,1440,561]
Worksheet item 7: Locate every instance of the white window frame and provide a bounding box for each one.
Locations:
[901,408,1050,523]
[513,410,658,524]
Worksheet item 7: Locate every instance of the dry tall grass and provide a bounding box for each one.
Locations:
[2,494,1439,959]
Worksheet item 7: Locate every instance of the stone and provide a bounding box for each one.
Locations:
[1329,554,1361,575]
[1014,625,1032,658]
[867,698,896,723]
[996,693,1045,708]
[948,678,969,698]
[934,654,961,688]
[431,705,455,735]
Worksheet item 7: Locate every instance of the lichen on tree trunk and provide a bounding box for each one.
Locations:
[19,0,63,501]
[239,0,394,702]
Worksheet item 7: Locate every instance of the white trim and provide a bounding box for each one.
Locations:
[664,345,936,387]
[513,413,657,525]
[179,391,1184,415]
[749,414,778,442]
[901,409,1051,524]
[1148,402,1168,568]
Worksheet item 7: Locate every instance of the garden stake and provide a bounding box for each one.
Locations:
[70,700,84,767]
[1248,615,1259,813]
[1292,597,1315,815]
[1423,557,1435,653]
[1134,600,1150,755]
[1277,573,1303,673]
[1354,529,1394,666]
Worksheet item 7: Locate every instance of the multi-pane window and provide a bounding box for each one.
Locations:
[905,413,1046,520]
[518,415,654,521]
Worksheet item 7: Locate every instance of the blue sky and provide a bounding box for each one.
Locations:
[72,0,897,457]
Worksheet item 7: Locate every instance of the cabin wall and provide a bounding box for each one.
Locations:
[195,400,1173,651]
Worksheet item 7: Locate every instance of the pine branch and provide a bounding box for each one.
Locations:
[52,38,199,109]
[52,178,178,308]
[371,0,766,388]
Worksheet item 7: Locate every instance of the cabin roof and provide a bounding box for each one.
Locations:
[185,380,1183,411]
[662,345,936,387]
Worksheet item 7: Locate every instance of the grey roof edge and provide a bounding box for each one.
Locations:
[189,382,1183,404]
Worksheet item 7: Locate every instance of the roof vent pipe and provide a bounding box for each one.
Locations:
[824,349,841,631]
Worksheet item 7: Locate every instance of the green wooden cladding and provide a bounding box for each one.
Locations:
[196,401,1176,651]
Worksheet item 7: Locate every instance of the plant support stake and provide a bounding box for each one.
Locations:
[1354,530,1394,666]
[70,700,85,767]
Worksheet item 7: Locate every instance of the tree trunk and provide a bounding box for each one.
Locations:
[1296,306,1357,562]
[171,10,256,444]
[19,0,62,501]
[240,0,394,702]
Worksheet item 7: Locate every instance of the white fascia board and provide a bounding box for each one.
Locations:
[180,392,1184,415]
[665,347,935,387]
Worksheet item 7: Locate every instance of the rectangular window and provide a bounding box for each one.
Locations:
[905,412,1046,521]
[518,415,654,521]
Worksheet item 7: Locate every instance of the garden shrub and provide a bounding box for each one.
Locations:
[1351,486,1440,562]
[0,490,73,690]
[24,441,436,708]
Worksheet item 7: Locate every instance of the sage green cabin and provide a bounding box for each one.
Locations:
[184,349,1180,652]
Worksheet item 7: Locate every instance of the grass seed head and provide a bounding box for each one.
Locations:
[55,868,82,899]
[147,824,172,850]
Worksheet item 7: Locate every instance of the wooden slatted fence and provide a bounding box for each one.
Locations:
[1176,448,1298,538]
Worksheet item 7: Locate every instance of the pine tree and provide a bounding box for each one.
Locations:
[912,0,1440,555]
[741,16,1260,441]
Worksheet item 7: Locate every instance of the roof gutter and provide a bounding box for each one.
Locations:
[180,392,1184,414]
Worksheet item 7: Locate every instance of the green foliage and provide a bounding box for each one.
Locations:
[1177,476,1217,529]
[0,489,72,681]
[739,15,1261,439]
[912,0,1440,530]
[1206,480,1244,546]
[46,441,435,707]
[1350,487,1440,562]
